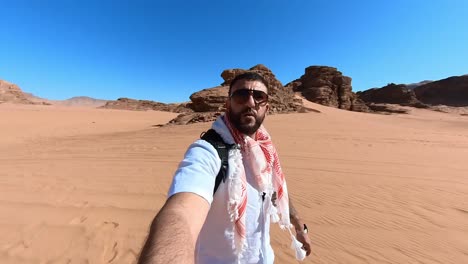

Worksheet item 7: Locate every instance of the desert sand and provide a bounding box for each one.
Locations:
[0,101,467,264]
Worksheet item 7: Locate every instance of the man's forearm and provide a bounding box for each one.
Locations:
[138,207,195,264]
[138,193,209,264]
[289,198,304,231]
[289,197,312,256]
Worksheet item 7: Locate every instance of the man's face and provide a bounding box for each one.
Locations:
[226,79,269,137]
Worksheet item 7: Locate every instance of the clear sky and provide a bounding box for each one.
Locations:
[1,0,467,103]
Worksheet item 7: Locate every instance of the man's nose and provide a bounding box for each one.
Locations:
[245,93,256,108]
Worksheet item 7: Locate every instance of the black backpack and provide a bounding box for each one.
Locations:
[200,129,235,194]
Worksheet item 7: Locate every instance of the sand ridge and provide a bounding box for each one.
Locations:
[0,103,467,263]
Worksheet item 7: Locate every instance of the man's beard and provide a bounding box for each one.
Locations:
[227,107,266,136]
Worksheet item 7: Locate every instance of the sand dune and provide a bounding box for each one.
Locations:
[0,102,467,263]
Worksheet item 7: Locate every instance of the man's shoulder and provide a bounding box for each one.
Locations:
[183,138,221,164]
[168,137,222,204]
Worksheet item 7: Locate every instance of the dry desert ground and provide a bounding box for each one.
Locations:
[0,102,467,264]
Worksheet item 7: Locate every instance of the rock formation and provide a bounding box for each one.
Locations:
[169,64,306,125]
[188,86,228,112]
[168,112,222,126]
[0,80,37,104]
[414,75,468,106]
[101,98,192,113]
[357,83,427,107]
[221,64,304,114]
[286,66,368,112]
[356,83,428,114]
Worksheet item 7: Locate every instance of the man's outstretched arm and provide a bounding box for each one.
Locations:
[289,198,312,256]
[138,192,210,264]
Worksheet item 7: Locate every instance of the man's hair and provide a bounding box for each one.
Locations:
[228,72,269,95]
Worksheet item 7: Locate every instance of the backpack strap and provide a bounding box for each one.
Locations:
[200,129,234,194]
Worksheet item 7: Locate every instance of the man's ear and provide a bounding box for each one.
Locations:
[265,103,270,113]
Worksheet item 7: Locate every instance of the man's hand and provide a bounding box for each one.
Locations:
[296,230,312,256]
[289,198,312,257]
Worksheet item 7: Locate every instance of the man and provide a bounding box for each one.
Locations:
[138,72,311,264]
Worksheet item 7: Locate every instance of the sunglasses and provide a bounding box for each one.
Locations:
[230,89,269,106]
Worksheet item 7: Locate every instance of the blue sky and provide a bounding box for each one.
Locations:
[1,0,467,103]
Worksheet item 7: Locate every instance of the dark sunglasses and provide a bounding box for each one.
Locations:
[230,89,269,106]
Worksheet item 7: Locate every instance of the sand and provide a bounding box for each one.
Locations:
[0,102,467,264]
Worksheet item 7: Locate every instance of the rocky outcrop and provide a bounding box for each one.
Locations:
[430,105,468,115]
[168,112,222,125]
[286,66,369,112]
[170,64,307,125]
[188,86,228,112]
[357,83,427,108]
[169,86,227,125]
[220,64,304,114]
[0,80,37,104]
[101,98,192,113]
[365,103,410,114]
[414,75,468,106]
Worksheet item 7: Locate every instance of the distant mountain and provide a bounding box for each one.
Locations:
[356,74,468,112]
[1,79,108,107]
[101,97,191,112]
[405,80,433,89]
[24,93,108,107]
[54,96,108,107]
[414,75,468,106]
[356,83,423,106]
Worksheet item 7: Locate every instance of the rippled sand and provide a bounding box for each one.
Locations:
[1,102,467,263]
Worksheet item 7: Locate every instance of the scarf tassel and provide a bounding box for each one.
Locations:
[290,233,307,261]
[267,200,280,223]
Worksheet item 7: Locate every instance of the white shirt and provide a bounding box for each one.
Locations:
[168,139,275,264]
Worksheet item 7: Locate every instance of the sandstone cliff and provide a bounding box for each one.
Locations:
[286,66,369,112]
